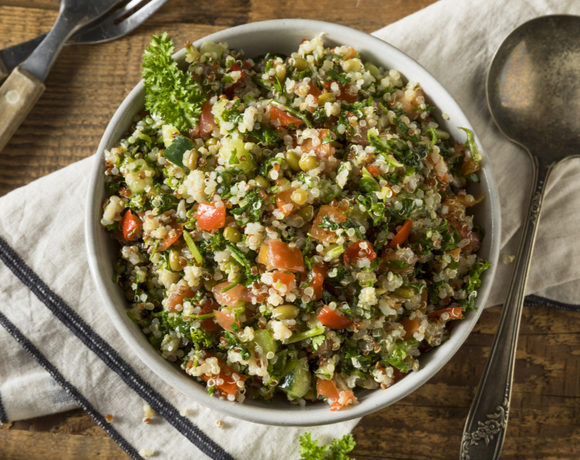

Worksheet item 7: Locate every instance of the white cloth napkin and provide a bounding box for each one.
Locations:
[1,0,579,459]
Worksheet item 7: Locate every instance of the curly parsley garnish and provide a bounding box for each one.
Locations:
[299,432,356,460]
[142,33,204,132]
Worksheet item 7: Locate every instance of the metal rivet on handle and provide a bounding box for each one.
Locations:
[5,89,19,104]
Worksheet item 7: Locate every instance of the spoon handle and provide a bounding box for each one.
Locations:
[460,158,553,460]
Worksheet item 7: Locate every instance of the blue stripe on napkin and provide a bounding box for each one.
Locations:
[0,236,234,460]
[0,390,8,424]
[525,294,579,312]
[0,311,142,459]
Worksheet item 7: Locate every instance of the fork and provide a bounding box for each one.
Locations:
[0,0,168,82]
[0,0,122,152]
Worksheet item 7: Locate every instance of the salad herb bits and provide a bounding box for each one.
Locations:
[101,33,488,410]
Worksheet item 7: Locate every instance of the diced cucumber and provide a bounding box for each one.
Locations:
[278,357,311,400]
[200,41,227,59]
[219,136,256,174]
[253,329,278,358]
[125,158,154,193]
[164,136,193,167]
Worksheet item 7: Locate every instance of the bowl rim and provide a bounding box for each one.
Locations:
[85,18,501,426]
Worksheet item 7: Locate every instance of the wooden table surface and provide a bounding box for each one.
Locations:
[0,1,578,459]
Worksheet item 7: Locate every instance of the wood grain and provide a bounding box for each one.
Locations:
[0,430,125,460]
[0,1,578,459]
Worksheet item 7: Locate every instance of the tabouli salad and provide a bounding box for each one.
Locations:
[101,33,489,410]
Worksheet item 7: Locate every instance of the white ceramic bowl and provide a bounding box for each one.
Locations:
[86,19,501,426]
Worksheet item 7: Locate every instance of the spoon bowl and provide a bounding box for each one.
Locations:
[461,15,580,460]
[487,14,580,161]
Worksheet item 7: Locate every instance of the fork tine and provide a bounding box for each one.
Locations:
[111,0,152,23]
[107,0,149,23]
[114,0,168,31]
[75,0,152,34]
[69,0,168,45]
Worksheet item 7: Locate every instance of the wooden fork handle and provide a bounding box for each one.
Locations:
[0,67,45,152]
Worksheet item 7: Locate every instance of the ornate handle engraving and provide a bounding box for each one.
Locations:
[460,391,510,460]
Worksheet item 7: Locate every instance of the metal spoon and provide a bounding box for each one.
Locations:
[460,15,580,460]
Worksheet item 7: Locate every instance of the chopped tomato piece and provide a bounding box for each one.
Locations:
[366,164,381,177]
[212,281,248,307]
[276,188,299,217]
[339,84,358,103]
[316,377,340,400]
[323,81,358,103]
[330,390,356,411]
[393,86,425,120]
[257,240,305,273]
[158,223,183,252]
[429,307,463,320]
[122,209,142,241]
[197,356,247,396]
[427,151,452,184]
[310,205,347,243]
[271,271,296,293]
[300,132,336,161]
[316,377,357,411]
[317,305,352,330]
[343,240,377,266]
[388,219,413,248]
[310,264,326,300]
[401,317,420,340]
[199,300,220,333]
[307,82,321,98]
[214,308,240,332]
[448,248,462,261]
[167,281,194,312]
[296,83,321,112]
[197,202,226,231]
[269,104,304,128]
[192,100,217,138]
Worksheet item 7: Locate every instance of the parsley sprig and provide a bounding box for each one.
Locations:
[142,33,204,132]
[299,432,356,460]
